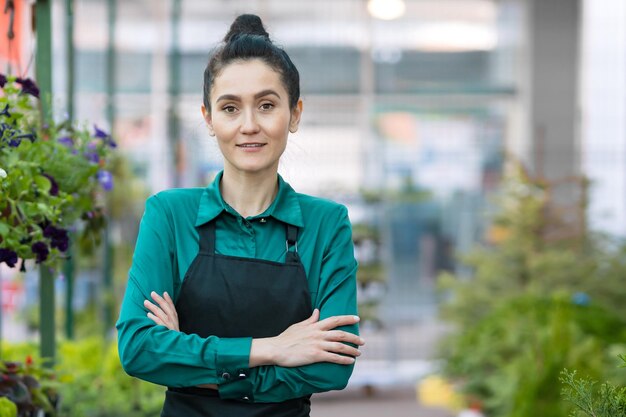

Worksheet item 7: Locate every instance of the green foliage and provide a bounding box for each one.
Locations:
[438,163,626,417]
[2,338,164,417]
[442,295,625,417]
[0,75,115,268]
[560,356,626,417]
[0,397,18,417]
[0,357,58,417]
[352,221,386,324]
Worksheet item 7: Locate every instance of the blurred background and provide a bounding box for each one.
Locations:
[1,0,625,416]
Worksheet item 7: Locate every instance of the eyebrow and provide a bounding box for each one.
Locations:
[215,89,281,103]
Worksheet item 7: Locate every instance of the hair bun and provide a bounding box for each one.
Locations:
[224,14,270,42]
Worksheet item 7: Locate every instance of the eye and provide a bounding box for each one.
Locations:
[260,102,274,111]
[222,105,237,114]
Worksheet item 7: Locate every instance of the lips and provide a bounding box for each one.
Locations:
[236,143,266,148]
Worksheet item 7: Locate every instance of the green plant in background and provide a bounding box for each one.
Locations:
[2,339,164,417]
[0,397,18,417]
[561,355,626,417]
[352,222,385,325]
[438,162,626,417]
[0,74,115,269]
[0,357,58,417]
[56,338,164,417]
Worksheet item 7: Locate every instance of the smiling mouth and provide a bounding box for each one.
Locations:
[237,143,266,148]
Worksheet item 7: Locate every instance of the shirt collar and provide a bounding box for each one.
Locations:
[195,171,304,228]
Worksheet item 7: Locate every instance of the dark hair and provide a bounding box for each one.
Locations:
[203,14,300,111]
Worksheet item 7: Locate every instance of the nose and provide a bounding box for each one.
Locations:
[240,109,260,134]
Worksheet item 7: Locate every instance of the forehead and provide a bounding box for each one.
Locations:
[211,59,285,99]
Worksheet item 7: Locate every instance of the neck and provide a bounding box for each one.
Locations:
[220,167,279,218]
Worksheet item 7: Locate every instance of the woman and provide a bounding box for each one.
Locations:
[116,13,364,417]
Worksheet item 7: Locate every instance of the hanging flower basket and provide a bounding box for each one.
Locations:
[0,74,116,270]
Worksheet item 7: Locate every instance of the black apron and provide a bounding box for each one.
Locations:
[161,220,313,417]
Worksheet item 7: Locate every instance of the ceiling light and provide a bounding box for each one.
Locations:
[367,0,406,21]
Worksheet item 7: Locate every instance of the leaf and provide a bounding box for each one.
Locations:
[0,397,18,417]
[34,175,52,194]
[0,222,9,237]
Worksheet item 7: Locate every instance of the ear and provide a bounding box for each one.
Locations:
[201,104,215,136]
[289,99,303,134]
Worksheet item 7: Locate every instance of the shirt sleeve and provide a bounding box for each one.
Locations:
[218,205,360,403]
[116,195,252,387]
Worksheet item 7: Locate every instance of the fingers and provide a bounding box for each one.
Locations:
[316,314,360,331]
[310,308,320,322]
[151,291,178,322]
[290,309,320,328]
[321,341,362,358]
[316,350,358,365]
[144,291,179,331]
[147,312,165,326]
[143,298,165,319]
[144,299,172,329]
[324,330,365,347]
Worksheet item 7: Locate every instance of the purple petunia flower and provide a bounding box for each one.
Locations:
[43,225,70,252]
[42,173,59,196]
[43,224,62,239]
[83,141,100,163]
[31,241,49,263]
[0,122,13,138]
[93,124,108,139]
[84,151,99,163]
[97,170,114,191]
[92,124,117,148]
[55,238,69,252]
[0,73,6,88]
[0,248,18,268]
[57,136,73,147]
[1,124,22,147]
[15,77,40,98]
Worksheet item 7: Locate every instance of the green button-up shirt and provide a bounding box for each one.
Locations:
[116,171,359,403]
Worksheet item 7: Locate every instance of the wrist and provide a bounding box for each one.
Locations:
[249,337,276,367]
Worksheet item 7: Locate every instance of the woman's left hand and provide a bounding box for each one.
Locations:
[144,291,179,331]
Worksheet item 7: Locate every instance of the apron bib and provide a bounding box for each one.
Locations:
[161,220,312,417]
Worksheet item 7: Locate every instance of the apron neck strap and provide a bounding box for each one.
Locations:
[286,224,299,263]
[286,224,298,247]
[198,221,216,253]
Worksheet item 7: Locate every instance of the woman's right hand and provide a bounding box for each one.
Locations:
[249,309,364,368]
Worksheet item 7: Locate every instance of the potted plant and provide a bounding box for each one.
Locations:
[0,74,115,270]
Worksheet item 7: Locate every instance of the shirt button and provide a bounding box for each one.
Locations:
[259,218,266,223]
[242,396,249,401]
[221,372,231,380]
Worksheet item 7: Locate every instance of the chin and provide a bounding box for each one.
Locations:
[229,162,278,175]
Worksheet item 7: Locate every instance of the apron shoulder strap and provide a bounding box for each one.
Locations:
[286,224,299,263]
[197,221,216,253]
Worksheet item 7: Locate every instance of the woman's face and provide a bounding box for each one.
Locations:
[202,59,302,177]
